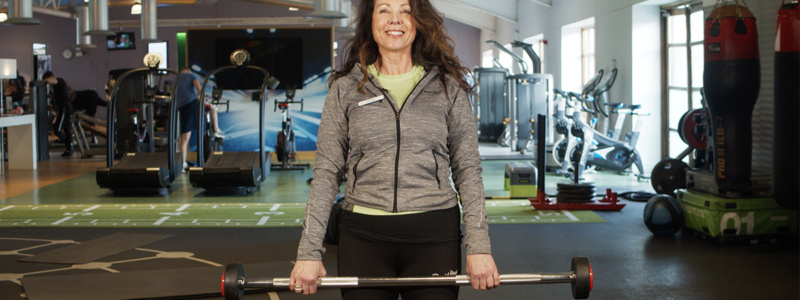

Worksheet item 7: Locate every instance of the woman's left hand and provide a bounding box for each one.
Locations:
[465,253,500,290]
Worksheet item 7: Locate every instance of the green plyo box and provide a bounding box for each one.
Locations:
[676,189,798,245]
[505,162,537,197]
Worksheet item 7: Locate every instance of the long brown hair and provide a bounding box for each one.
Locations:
[331,0,475,95]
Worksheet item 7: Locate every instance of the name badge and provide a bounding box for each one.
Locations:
[358,95,384,106]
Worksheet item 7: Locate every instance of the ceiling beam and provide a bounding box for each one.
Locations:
[445,0,516,22]
[235,0,313,10]
[108,16,328,27]
[431,0,499,32]
[527,0,552,8]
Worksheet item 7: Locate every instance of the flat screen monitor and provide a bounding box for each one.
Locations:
[107,32,136,50]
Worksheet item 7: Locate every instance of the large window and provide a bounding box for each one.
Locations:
[663,1,704,158]
[523,34,546,73]
[581,27,596,84]
[481,49,494,68]
[561,17,595,92]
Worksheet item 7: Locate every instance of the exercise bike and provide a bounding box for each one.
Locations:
[201,88,228,163]
[272,85,310,171]
[552,87,649,180]
[125,85,165,154]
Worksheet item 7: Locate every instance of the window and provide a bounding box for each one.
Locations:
[561,17,594,92]
[498,43,515,74]
[581,27,595,84]
[523,34,545,73]
[662,1,704,159]
[481,49,494,68]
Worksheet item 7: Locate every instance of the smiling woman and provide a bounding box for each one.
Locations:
[290,0,499,299]
[371,0,417,72]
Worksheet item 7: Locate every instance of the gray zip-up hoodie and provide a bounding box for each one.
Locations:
[297,64,491,261]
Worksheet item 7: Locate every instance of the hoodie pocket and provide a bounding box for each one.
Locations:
[347,153,364,193]
[432,150,442,189]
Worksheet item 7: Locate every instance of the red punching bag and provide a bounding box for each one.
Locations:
[703,3,760,193]
[773,0,800,210]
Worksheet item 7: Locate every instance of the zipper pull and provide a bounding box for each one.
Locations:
[395,112,400,120]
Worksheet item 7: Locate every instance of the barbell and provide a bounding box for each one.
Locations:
[221,256,593,299]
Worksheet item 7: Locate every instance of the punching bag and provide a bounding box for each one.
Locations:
[703,4,760,193]
[773,0,800,210]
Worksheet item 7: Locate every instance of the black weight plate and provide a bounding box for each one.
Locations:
[557,186,596,192]
[556,194,594,203]
[678,108,708,149]
[572,257,592,299]
[557,183,596,190]
[223,263,244,300]
[650,158,689,197]
[556,189,596,196]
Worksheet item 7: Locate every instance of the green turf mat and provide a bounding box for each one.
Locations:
[0,201,604,228]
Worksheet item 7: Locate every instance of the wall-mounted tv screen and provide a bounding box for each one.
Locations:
[107,32,136,50]
[214,37,303,90]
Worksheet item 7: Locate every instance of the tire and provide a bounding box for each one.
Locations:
[276,131,287,163]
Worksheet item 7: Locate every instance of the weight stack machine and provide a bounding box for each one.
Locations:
[507,73,554,153]
[473,68,508,143]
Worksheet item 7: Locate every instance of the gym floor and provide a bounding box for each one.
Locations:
[0,146,798,300]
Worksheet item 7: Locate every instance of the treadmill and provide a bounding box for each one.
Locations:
[96,53,181,193]
[189,49,277,193]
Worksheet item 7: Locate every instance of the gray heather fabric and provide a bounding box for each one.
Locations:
[297,64,490,261]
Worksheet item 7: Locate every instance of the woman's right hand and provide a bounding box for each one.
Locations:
[289,260,327,295]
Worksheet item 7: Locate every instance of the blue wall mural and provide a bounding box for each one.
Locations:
[186,27,332,153]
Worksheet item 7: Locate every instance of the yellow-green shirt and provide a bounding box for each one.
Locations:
[367,64,425,109]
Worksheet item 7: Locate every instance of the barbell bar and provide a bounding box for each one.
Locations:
[221,256,593,299]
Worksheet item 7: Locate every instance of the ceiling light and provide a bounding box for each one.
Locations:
[131,1,141,15]
[289,7,299,11]
[0,13,7,22]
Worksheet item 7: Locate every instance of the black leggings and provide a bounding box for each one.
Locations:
[337,207,461,300]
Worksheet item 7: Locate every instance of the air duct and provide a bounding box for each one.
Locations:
[306,0,346,19]
[85,0,115,36]
[335,0,350,28]
[140,0,157,43]
[5,0,42,25]
[75,6,95,48]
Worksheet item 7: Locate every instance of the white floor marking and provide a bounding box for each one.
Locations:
[257,216,270,225]
[0,206,14,212]
[153,217,170,225]
[561,210,579,221]
[52,217,72,225]
[83,205,101,212]
[270,204,281,211]
[176,204,190,212]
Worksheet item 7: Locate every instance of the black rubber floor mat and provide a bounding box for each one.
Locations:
[18,232,174,264]
[21,262,341,300]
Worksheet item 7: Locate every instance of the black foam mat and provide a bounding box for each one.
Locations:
[21,262,341,300]
[19,232,174,264]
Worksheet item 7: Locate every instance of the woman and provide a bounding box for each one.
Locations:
[290,0,499,298]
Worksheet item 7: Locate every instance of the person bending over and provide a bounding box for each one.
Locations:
[290,0,499,299]
[43,71,74,157]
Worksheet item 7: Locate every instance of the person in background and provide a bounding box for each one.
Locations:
[290,0,499,299]
[174,67,201,172]
[43,71,74,157]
